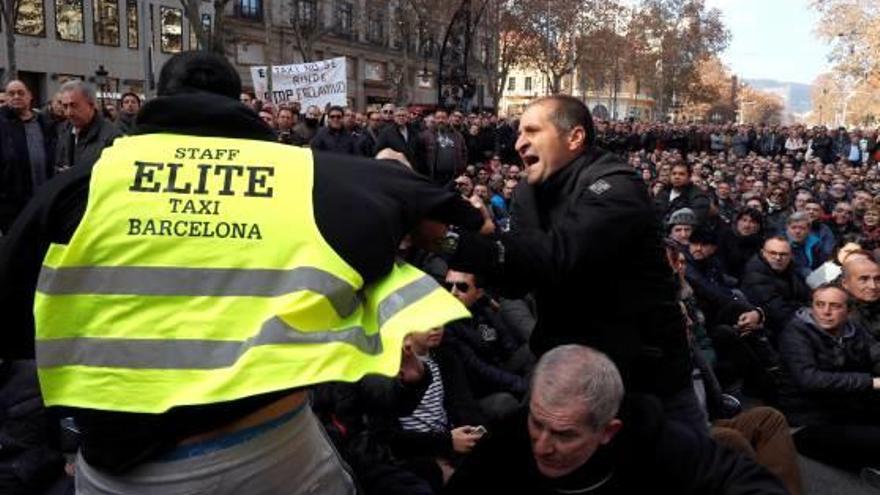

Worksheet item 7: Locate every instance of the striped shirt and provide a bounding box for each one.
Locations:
[398,357,449,433]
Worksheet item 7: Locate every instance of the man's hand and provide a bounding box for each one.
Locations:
[398,340,425,384]
[736,310,762,333]
[375,148,412,169]
[873,377,880,390]
[451,426,483,453]
[468,195,496,235]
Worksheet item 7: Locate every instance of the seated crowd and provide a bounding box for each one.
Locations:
[4,84,880,494]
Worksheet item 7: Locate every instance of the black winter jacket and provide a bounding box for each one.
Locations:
[445,395,789,495]
[374,124,419,168]
[741,255,810,336]
[54,113,121,170]
[450,148,692,397]
[310,126,356,155]
[777,308,880,426]
[0,108,57,232]
[654,182,711,226]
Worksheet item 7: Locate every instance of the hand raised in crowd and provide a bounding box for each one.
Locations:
[468,194,496,235]
[398,338,425,384]
[451,425,484,454]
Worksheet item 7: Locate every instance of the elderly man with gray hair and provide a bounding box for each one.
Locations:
[446,344,788,494]
[55,79,121,170]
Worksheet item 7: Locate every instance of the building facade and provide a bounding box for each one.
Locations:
[498,64,656,121]
[223,0,495,111]
[0,0,214,105]
[0,0,495,111]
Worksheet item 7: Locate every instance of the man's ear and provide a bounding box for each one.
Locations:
[568,126,587,151]
[599,418,623,445]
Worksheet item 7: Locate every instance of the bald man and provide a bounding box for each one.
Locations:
[842,257,880,341]
[0,80,57,232]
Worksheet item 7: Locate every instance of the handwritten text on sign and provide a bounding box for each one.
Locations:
[250,57,348,108]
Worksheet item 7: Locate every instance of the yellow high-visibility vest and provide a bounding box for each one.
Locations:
[34,134,469,413]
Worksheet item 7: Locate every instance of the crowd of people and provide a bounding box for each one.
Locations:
[1,50,880,495]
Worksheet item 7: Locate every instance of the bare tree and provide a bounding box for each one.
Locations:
[288,0,331,62]
[0,0,17,84]
[180,0,232,54]
[514,0,604,94]
[473,0,528,107]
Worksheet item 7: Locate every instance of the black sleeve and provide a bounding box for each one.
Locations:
[312,152,482,284]
[657,420,789,494]
[778,324,874,394]
[449,173,653,298]
[0,167,90,359]
[741,274,800,332]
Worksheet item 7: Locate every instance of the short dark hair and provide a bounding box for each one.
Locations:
[157,50,242,99]
[120,92,141,105]
[530,95,596,147]
[328,105,344,115]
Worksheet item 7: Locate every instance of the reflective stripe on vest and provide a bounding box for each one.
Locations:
[37,273,438,368]
[34,134,470,413]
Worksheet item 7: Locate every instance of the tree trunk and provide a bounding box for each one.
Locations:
[1,0,16,84]
[211,0,230,55]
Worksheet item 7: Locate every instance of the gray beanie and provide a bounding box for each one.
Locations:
[668,208,697,227]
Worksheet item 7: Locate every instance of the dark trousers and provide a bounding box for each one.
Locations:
[794,424,880,471]
[709,325,779,401]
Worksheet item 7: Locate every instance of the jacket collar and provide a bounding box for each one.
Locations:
[794,307,858,340]
[134,92,275,141]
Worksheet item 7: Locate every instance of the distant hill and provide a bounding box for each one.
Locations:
[744,79,812,115]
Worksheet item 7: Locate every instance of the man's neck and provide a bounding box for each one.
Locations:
[16,108,33,121]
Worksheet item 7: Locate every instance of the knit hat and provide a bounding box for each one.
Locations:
[668,208,697,227]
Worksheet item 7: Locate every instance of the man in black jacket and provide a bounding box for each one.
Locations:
[741,237,811,338]
[445,345,788,495]
[777,285,880,476]
[0,80,57,233]
[54,80,121,170]
[441,95,698,426]
[0,52,483,493]
[375,106,418,167]
[311,105,356,155]
[654,161,711,226]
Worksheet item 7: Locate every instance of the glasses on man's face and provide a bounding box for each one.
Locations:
[382,110,393,114]
[329,114,343,119]
[443,281,471,292]
[764,250,790,259]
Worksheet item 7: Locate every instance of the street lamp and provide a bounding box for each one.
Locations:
[94,65,109,108]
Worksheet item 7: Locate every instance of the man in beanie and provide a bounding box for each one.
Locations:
[667,207,697,246]
[0,51,483,494]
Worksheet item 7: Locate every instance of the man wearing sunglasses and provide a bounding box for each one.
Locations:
[311,105,356,155]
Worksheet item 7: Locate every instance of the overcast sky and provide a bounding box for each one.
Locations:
[704,0,831,84]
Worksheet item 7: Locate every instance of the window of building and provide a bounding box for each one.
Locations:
[524,77,532,92]
[295,0,317,27]
[55,0,84,42]
[367,5,384,44]
[235,0,262,21]
[335,1,352,33]
[93,0,119,46]
[507,76,516,91]
[160,6,183,53]
[126,0,137,48]
[15,0,45,36]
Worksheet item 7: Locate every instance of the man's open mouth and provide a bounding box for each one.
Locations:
[522,155,539,166]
